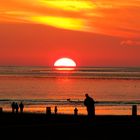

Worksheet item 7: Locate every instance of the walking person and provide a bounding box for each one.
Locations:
[19,102,24,113]
[15,102,19,113]
[11,101,16,113]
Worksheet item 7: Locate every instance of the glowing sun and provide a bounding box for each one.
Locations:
[54,58,76,67]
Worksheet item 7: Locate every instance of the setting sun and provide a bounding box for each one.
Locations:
[54,58,76,67]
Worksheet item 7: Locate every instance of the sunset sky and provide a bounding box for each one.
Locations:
[0,0,140,67]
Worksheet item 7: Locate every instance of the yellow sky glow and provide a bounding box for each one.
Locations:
[41,0,95,11]
[30,16,87,31]
[0,0,140,38]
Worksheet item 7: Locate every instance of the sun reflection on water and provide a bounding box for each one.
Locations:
[54,67,75,71]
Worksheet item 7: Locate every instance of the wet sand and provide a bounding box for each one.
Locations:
[0,112,140,139]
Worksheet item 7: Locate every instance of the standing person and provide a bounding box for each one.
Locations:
[15,102,19,113]
[54,106,58,115]
[19,102,24,113]
[11,102,16,113]
[74,107,78,116]
[84,93,95,117]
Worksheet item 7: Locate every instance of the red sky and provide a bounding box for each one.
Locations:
[0,0,140,67]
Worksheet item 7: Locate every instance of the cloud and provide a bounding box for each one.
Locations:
[120,40,140,47]
[0,0,140,38]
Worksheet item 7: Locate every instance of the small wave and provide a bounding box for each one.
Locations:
[0,66,140,80]
[0,99,140,106]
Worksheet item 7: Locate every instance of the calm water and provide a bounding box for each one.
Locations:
[0,66,140,115]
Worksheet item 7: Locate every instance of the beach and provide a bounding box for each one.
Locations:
[0,112,140,139]
[0,66,140,138]
[1,0,140,138]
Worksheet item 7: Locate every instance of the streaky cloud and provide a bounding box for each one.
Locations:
[0,0,140,38]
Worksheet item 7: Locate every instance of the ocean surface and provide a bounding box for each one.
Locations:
[0,66,140,115]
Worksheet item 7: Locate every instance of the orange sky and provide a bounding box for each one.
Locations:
[0,0,140,66]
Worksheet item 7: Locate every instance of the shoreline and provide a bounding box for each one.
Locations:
[0,103,140,117]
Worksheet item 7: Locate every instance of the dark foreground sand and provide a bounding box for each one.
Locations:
[0,112,140,139]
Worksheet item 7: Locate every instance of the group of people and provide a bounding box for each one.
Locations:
[11,101,24,113]
[10,94,95,117]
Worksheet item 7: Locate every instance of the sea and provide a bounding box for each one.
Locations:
[0,66,140,115]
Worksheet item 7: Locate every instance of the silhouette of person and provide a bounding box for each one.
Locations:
[11,102,16,113]
[54,106,58,115]
[19,102,24,113]
[74,107,78,116]
[84,94,95,117]
[15,102,19,113]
